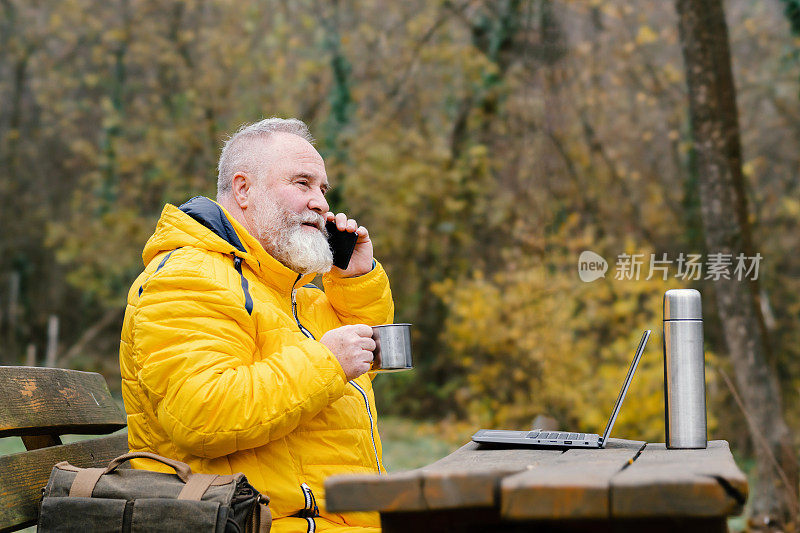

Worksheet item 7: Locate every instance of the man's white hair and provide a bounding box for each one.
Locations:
[216,117,314,200]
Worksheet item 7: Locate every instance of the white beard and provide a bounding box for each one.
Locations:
[252,189,333,275]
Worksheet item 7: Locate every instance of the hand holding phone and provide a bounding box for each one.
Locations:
[326,220,359,270]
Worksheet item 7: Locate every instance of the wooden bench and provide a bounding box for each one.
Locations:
[326,438,749,532]
[0,366,128,532]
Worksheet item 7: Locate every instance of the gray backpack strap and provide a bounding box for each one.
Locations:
[259,501,272,532]
[68,467,105,497]
[177,473,218,501]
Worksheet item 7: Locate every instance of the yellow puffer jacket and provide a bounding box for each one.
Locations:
[119,196,394,532]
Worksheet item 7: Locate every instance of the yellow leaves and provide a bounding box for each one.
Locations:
[662,63,683,84]
[635,25,659,46]
[779,197,800,218]
[49,12,63,29]
[741,156,764,178]
[179,30,196,44]
[433,238,682,433]
[70,139,99,161]
[743,17,759,36]
[467,143,489,161]
[101,113,120,131]
[90,45,106,64]
[575,41,593,56]
[103,28,128,47]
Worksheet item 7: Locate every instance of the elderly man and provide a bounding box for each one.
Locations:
[119,117,394,533]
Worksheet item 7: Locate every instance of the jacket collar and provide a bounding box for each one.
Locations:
[179,196,247,253]
[175,196,317,292]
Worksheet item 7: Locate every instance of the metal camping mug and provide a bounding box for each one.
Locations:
[370,324,413,372]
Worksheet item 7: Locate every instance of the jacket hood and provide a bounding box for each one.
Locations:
[142,196,317,288]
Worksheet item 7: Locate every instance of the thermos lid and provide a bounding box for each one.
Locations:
[664,289,702,320]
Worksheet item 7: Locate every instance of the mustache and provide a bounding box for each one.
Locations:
[297,211,327,235]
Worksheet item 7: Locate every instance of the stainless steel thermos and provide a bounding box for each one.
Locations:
[663,289,707,449]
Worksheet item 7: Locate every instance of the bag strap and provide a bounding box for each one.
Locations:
[104,451,193,482]
[68,468,105,498]
[259,500,272,533]
[67,451,194,498]
[177,473,218,501]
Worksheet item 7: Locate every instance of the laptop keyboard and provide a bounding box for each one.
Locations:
[526,431,586,440]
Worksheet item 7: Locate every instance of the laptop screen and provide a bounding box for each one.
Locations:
[599,329,651,445]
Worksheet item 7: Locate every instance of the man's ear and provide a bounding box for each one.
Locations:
[231,172,251,209]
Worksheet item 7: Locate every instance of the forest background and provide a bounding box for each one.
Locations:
[2,0,800,529]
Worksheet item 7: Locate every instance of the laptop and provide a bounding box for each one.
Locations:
[471,329,651,449]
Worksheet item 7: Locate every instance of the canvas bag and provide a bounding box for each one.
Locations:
[38,451,271,533]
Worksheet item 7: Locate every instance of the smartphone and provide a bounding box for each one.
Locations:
[326,220,358,270]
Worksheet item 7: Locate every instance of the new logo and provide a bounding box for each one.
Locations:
[578,251,608,282]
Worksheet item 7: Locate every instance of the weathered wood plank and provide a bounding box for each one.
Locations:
[326,441,563,513]
[419,441,564,509]
[0,366,126,438]
[611,440,748,518]
[0,432,129,532]
[500,439,646,520]
[420,441,565,473]
[325,470,426,513]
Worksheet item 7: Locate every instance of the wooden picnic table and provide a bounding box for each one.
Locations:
[325,438,748,532]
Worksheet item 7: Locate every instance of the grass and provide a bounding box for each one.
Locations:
[378,416,471,472]
[0,433,114,456]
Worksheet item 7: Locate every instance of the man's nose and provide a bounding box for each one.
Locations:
[308,188,329,214]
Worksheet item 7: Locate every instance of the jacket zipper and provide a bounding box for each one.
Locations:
[350,380,382,475]
[292,274,315,339]
[298,482,319,528]
[291,274,382,476]
[234,256,254,314]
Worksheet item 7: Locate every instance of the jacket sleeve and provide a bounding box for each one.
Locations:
[133,263,347,459]
[322,259,394,326]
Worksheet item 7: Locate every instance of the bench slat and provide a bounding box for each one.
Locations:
[419,441,564,510]
[500,439,646,519]
[0,366,126,438]
[0,432,129,532]
[610,440,748,518]
[325,471,428,512]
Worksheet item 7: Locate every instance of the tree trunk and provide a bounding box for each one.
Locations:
[675,0,798,528]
